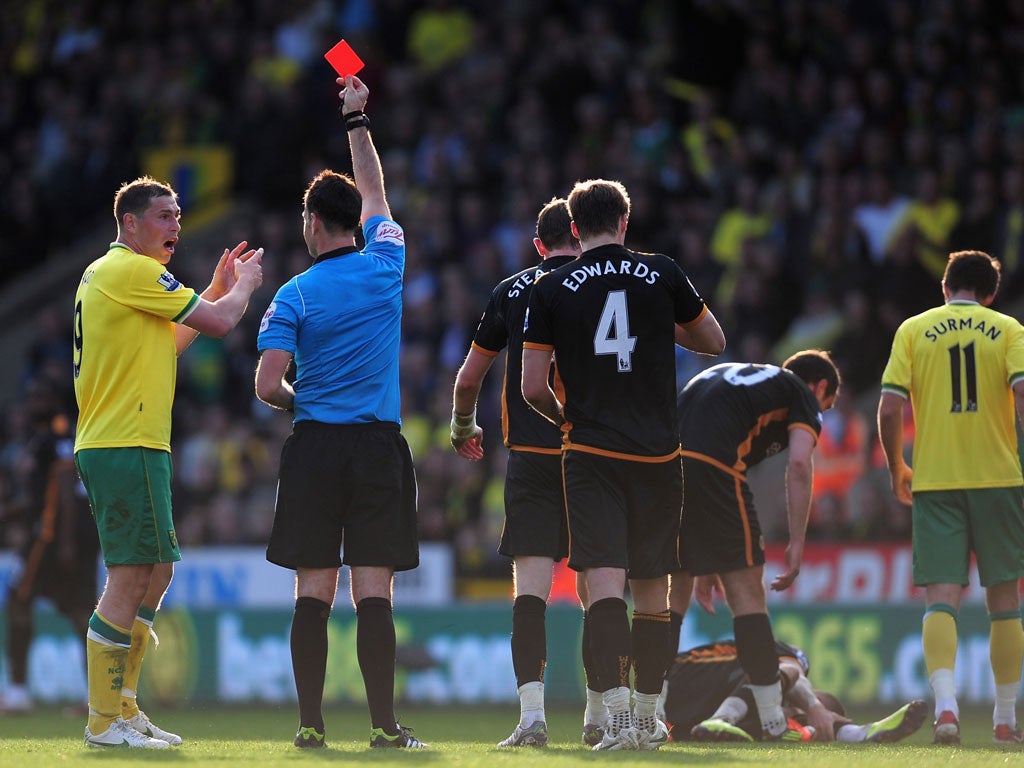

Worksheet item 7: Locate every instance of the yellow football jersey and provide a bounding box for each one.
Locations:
[881,300,1024,490]
[73,243,198,452]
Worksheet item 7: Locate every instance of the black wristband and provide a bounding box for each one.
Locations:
[345,115,370,131]
[341,109,364,121]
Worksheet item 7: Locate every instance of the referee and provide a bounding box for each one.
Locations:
[256,74,425,751]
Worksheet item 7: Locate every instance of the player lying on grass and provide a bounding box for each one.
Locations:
[664,635,926,743]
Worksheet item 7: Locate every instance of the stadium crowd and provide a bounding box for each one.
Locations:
[3,0,1024,580]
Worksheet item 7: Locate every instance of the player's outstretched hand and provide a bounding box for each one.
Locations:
[770,541,803,591]
[207,240,248,299]
[694,574,723,614]
[233,246,263,293]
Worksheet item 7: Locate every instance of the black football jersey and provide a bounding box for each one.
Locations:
[472,255,575,450]
[524,244,707,457]
[677,362,822,472]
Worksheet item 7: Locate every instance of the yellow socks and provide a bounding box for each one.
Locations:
[923,606,958,676]
[121,606,157,720]
[990,612,1024,686]
[86,612,131,735]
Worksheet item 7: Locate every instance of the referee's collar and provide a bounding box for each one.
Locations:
[314,245,359,264]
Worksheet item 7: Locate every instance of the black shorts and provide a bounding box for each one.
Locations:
[498,449,568,560]
[679,457,763,575]
[564,450,681,578]
[266,421,419,572]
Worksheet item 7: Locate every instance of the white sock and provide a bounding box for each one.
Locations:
[518,681,544,726]
[929,669,958,717]
[603,686,632,735]
[585,688,608,726]
[836,724,867,742]
[749,682,785,736]
[712,695,748,724]
[994,682,1018,728]
[633,690,658,719]
[656,678,668,720]
[633,691,659,732]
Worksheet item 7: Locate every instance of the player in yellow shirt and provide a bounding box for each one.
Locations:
[878,250,1024,746]
[73,176,263,748]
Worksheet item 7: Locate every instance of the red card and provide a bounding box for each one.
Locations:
[324,39,365,78]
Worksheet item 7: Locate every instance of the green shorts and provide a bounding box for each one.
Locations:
[75,447,181,566]
[912,487,1024,587]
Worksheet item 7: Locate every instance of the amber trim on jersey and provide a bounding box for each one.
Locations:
[734,407,789,473]
[501,366,510,444]
[678,303,708,328]
[679,640,802,671]
[565,441,681,463]
[509,444,562,456]
[470,341,500,358]
[523,341,554,352]
[789,423,819,441]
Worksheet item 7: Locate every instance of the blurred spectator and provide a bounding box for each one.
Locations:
[4,0,1024,574]
[853,169,910,266]
[891,167,961,281]
[808,395,869,540]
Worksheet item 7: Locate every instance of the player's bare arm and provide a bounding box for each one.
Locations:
[451,348,493,459]
[1013,380,1024,431]
[521,347,564,426]
[781,659,847,740]
[175,242,263,353]
[255,349,296,412]
[178,245,263,347]
[877,391,913,505]
[772,426,815,591]
[674,309,726,355]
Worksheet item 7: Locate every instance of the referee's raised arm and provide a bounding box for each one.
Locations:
[338,75,390,222]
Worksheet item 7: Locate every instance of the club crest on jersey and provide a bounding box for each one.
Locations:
[373,221,404,247]
[259,302,277,333]
[156,271,181,291]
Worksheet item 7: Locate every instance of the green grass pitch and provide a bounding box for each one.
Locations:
[0,704,1018,767]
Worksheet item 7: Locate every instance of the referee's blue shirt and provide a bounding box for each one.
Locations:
[257,215,405,425]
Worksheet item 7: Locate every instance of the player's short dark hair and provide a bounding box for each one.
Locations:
[536,197,577,252]
[304,169,361,233]
[944,250,1001,300]
[114,176,176,225]
[567,179,630,241]
[782,349,840,398]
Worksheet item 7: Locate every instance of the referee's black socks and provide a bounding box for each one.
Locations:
[292,596,332,733]
[357,596,398,733]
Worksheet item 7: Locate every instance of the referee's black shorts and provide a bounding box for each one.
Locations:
[498,448,568,560]
[266,420,419,572]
